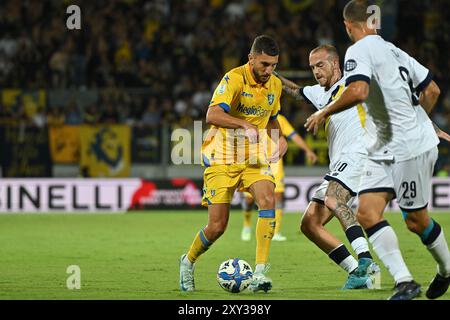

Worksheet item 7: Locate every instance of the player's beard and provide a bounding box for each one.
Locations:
[253,69,270,84]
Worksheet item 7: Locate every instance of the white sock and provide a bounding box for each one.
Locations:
[351,237,370,257]
[345,225,371,257]
[369,225,413,284]
[183,255,194,267]
[255,264,265,273]
[340,255,359,274]
[426,230,450,277]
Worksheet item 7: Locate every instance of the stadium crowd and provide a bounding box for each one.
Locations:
[0,0,449,171]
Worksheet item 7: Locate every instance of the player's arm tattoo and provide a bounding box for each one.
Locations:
[273,71,304,101]
[282,84,303,100]
[325,181,357,229]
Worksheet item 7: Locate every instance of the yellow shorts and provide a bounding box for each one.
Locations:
[241,160,284,200]
[270,160,285,193]
[202,164,275,207]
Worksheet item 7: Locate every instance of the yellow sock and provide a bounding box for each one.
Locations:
[187,229,212,263]
[255,209,276,265]
[274,208,283,234]
[243,210,252,228]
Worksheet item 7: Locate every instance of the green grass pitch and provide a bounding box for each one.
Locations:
[0,211,449,300]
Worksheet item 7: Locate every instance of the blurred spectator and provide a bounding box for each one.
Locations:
[0,103,14,124]
[191,81,211,111]
[46,107,65,127]
[140,98,161,128]
[49,44,69,88]
[161,98,178,125]
[32,106,47,128]
[65,103,83,125]
[0,0,448,170]
[99,103,120,124]
[83,104,100,125]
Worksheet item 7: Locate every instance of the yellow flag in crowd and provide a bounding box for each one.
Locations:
[79,125,131,177]
[49,126,81,163]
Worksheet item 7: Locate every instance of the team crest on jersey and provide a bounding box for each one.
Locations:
[345,59,357,72]
[268,93,275,105]
[217,84,226,95]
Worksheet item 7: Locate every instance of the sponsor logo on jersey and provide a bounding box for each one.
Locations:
[236,104,269,117]
[241,92,253,97]
[217,84,226,95]
[345,59,357,72]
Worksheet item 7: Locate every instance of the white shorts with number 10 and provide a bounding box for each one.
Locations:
[311,152,367,205]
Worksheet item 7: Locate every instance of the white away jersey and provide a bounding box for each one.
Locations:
[344,35,439,162]
[301,77,367,168]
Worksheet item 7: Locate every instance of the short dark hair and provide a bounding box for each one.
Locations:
[250,35,279,56]
[310,44,339,60]
[343,0,374,22]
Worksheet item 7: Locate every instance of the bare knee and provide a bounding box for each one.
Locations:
[356,209,374,229]
[404,210,430,234]
[356,193,390,229]
[405,219,421,234]
[356,201,383,229]
[256,193,275,209]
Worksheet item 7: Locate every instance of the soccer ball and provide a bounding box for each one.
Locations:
[216,258,253,293]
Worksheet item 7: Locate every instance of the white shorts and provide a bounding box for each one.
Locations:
[311,152,366,204]
[358,146,438,211]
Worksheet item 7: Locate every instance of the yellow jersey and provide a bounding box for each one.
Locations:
[202,63,282,166]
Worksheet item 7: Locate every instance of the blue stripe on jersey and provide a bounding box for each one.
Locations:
[270,112,279,120]
[217,102,230,113]
[202,154,211,167]
[287,131,296,140]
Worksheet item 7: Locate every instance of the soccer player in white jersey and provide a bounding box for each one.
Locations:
[305,0,450,300]
[275,44,380,290]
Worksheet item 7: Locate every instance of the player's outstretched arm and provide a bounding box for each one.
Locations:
[273,71,304,101]
[206,105,258,143]
[290,134,318,164]
[420,80,440,114]
[432,122,450,143]
[305,81,369,135]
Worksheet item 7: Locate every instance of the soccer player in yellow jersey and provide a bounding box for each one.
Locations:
[179,35,288,293]
[241,114,318,242]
